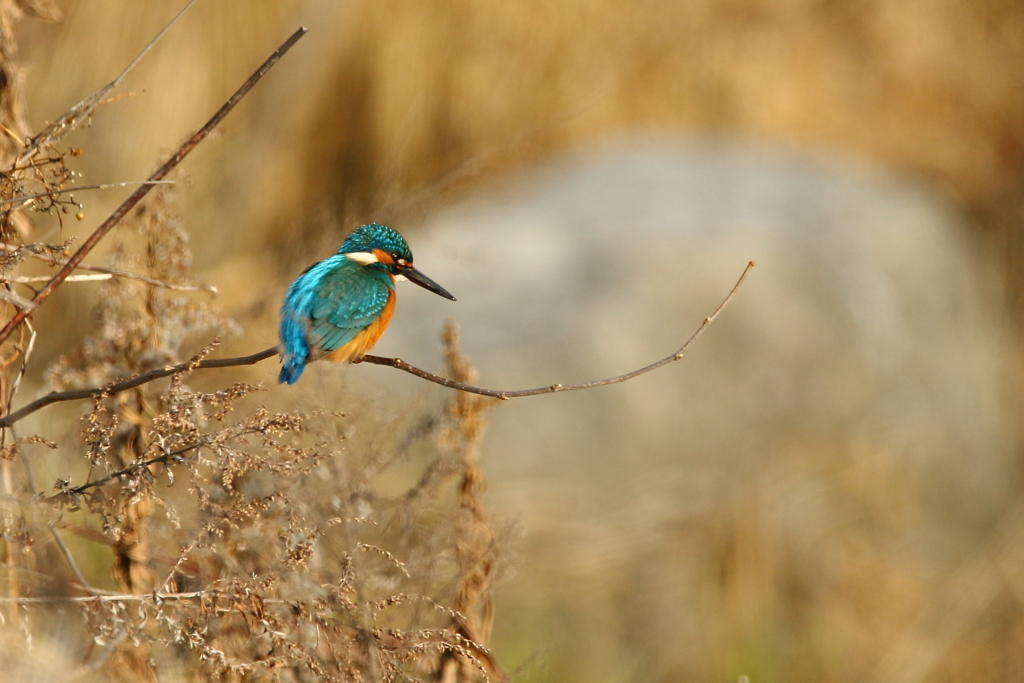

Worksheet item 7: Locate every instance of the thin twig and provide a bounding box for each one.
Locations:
[51,263,216,293]
[0,242,62,254]
[1,244,218,293]
[0,262,753,429]
[0,589,220,605]
[358,260,755,400]
[0,286,35,311]
[47,522,98,596]
[0,26,309,345]
[0,589,294,605]
[6,319,34,418]
[70,629,128,682]
[12,271,214,293]
[55,440,204,499]
[0,347,277,429]
[10,274,110,284]
[0,180,175,207]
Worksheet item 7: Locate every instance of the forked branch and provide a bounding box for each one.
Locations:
[0,262,754,429]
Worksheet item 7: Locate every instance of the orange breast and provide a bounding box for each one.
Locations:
[323,287,396,364]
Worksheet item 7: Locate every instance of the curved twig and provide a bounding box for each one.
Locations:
[359,261,754,399]
[0,262,753,429]
[0,26,309,345]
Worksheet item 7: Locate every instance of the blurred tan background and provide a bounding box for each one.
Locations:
[18,1,1024,306]
[8,1,1024,681]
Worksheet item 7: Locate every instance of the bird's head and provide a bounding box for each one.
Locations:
[339,223,456,301]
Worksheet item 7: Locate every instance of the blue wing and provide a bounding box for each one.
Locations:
[278,256,393,384]
[307,261,392,352]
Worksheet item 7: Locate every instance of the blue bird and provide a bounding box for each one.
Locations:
[278,223,456,384]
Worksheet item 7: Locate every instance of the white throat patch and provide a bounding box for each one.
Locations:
[345,251,379,265]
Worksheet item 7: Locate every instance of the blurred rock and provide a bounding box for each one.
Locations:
[380,137,1015,514]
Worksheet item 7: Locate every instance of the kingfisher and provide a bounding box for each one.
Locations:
[278,223,456,384]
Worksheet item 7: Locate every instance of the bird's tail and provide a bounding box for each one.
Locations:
[279,360,305,385]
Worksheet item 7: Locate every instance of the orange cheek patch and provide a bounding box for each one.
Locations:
[372,249,395,265]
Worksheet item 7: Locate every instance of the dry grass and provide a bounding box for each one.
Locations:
[0,1,1023,682]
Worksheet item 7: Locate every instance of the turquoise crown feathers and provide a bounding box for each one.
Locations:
[338,223,413,260]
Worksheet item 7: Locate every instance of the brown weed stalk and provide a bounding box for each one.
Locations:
[434,322,504,682]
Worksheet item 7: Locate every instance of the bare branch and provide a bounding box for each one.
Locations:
[0,262,753,429]
[0,26,309,345]
[0,347,277,429]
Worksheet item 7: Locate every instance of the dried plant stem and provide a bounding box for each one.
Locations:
[0,262,753,429]
[47,521,98,595]
[0,589,240,605]
[436,323,502,682]
[1,456,19,623]
[0,286,35,310]
[0,322,36,622]
[0,589,316,606]
[0,179,175,208]
[14,270,213,293]
[11,274,111,284]
[1,242,217,292]
[0,25,309,345]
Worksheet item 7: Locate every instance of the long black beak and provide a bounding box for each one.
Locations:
[403,265,456,301]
